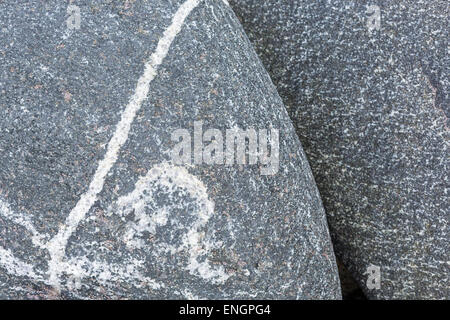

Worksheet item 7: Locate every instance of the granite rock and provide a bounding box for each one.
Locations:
[229,0,449,299]
[0,0,341,299]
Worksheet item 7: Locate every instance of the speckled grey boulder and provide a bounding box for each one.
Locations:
[0,0,341,299]
[229,0,449,299]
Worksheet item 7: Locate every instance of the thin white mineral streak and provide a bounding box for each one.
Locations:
[46,0,202,288]
[0,199,47,249]
[0,246,43,281]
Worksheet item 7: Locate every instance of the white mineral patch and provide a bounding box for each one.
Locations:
[109,162,230,284]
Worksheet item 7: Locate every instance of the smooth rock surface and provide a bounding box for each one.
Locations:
[229,0,449,299]
[0,0,341,299]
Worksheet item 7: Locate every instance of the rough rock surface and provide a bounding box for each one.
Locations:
[229,0,449,299]
[0,0,341,299]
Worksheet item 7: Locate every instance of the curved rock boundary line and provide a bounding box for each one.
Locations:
[228,0,448,299]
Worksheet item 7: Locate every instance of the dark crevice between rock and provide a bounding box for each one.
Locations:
[336,260,366,300]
